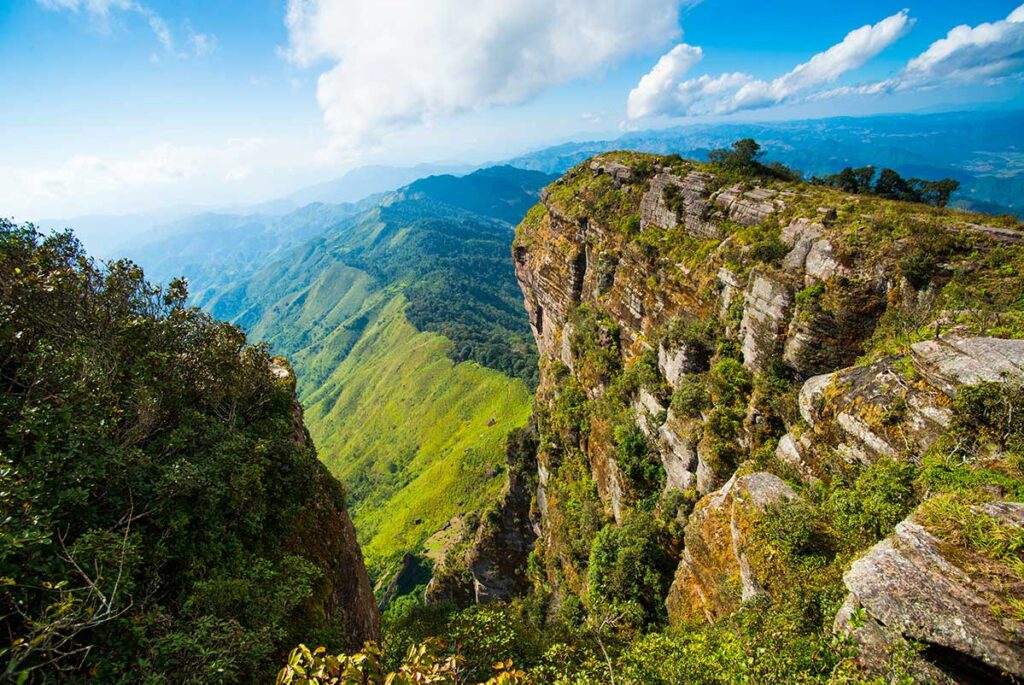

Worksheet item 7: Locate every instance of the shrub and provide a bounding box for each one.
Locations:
[586,513,674,628]
[951,381,1024,454]
[612,421,664,501]
[826,457,919,546]
[0,224,351,682]
[670,374,710,418]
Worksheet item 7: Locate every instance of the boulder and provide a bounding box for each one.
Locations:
[836,502,1024,682]
[794,359,950,473]
[911,336,1024,397]
[666,472,799,623]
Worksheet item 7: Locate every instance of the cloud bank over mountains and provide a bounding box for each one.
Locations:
[284,0,694,151]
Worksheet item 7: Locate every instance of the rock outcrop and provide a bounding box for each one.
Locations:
[740,271,794,373]
[789,357,951,472]
[465,427,540,603]
[272,359,381,649]
[425,426,540,606]
[835,502,1024,683]
[911,336,1024,397]
[666,471,799,623]
[511,152,1024,674]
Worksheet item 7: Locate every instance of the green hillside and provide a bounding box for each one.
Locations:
[303,294,532,569]
[191,167,554,580]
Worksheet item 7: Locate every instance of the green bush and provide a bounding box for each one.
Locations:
[0,224,355,682]
[826,457,919,546]
[670,374,710,418]
[586,513,674,628]
[612,421,664,502]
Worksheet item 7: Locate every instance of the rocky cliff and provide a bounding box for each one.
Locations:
[271,359,381,649]
[512,153,1024,681]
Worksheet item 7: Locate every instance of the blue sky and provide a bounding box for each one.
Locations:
[1,0,1022,219]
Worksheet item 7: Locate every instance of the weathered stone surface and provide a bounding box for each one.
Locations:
[795,359,951,473]
[740,271,794,373]
[468,428,540,604]
[836,503,1024,682]
[782,281,886,377]
[657,411,699,492]
[804,237,845,283]
[666,472,798,623]
[642,171,718,237]
[589,159,634,186]
[640,172,683,230]
[428,428,540,606]
[781,219,824,273]
[774,432,817,482]
[911,336,1024,397]
[798,372,834,426]
[715,185,780,226]
[658,340,706,387]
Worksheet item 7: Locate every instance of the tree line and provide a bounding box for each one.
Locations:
[704,138,960,208]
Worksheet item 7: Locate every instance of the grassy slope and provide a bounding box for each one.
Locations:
[186,169,552,580]
[302,294,532,575]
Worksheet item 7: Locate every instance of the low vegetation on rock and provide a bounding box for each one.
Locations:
[326,145,1024,684]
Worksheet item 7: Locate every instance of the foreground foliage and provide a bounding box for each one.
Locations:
[0,223,358,682]
[277,641,526,685]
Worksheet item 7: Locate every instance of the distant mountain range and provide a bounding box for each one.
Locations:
[505,110,1024,215]
[57,110,1024,258]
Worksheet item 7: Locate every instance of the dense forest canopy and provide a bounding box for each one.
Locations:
[0,222,370,683]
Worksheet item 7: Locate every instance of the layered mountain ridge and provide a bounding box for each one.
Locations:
[165,166,556,586]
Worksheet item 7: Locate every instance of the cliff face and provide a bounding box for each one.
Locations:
[271,359,381,649]
[513,153,1024,680]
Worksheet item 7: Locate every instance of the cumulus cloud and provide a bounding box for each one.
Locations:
[285,0,695,150]
[899,4,1024,86]
[627,10,912,119]
[811,5,1024,103]
[36,0,215,57]
[729,10,913,112]
[626,43,704,119]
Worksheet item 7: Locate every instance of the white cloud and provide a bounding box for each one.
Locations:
[0,138,325,219]
[729,10,913,112]
[36,0,134,19]
[898,4,1024,86]
[189,32,217,57]
[808,5,1024,103]
[626,43,704,119]
[285,0,694,151]
[628,10,912,119]
[147,14,173,53]
[36,0,216,58]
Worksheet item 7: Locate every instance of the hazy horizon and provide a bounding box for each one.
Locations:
[3,0,1024,223]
